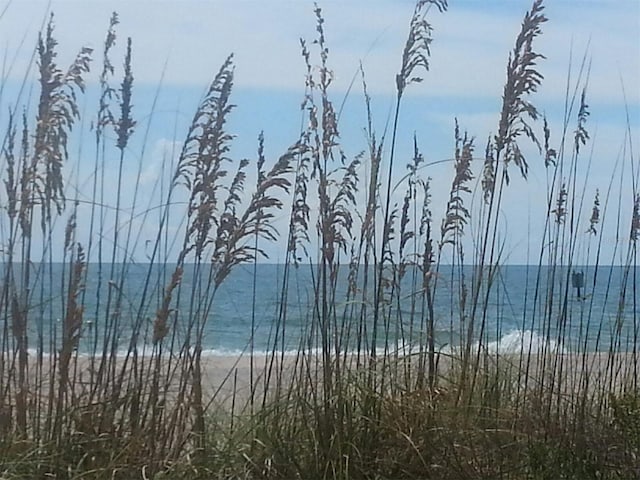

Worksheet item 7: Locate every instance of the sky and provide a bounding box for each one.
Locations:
[0,0,638,265]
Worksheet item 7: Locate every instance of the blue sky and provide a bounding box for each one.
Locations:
[0,0,638,264]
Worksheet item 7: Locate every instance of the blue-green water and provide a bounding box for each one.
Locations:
[2,263,637,356]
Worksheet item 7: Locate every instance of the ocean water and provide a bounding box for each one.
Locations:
[3,263,638,356]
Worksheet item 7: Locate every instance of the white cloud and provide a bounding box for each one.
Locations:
[1,1,636,108]
[138,138,181,187]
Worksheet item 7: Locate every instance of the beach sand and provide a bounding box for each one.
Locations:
[1,349,636,423]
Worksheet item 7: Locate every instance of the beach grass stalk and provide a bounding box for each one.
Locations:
[0,0,637,478]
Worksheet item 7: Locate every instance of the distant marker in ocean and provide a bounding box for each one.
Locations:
[572,270,585,299]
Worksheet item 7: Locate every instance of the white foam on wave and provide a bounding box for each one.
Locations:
[437,329,564,356]
[484,329,563,355]
[14,330,562,359]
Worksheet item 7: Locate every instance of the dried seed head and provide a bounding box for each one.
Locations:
[631,194,640,243]
[34,15,92,224]
[543,115,556,167]
[574,87,590,155]
[441,120,474,248]
[586,189,600,235]
[482,136,496,205]
[97,12,119,137]
[396,0,447,98]
[496,0,547,182]
[552,183,568,225]
[116,37,135,151]
[153,266,183,344]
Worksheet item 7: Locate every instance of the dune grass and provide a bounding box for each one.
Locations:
[0,0,638,478]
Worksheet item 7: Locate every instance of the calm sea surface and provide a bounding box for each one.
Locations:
[4,263,638,355]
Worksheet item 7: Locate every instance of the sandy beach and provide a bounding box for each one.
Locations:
[2,348,636,419]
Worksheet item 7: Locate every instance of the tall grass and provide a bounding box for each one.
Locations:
[0,1,638,478]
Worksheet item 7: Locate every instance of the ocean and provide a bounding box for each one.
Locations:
[5,263,638,356]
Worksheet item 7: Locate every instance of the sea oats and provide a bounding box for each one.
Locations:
[587,189,600,235]
[34,15,92,225]
[440,120,474,249]
[116,37,135,152]
[495,0,546,183]
[631,193,640,243]
[574,87,590,155]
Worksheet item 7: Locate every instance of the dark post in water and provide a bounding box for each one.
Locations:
[572,270,585,298]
